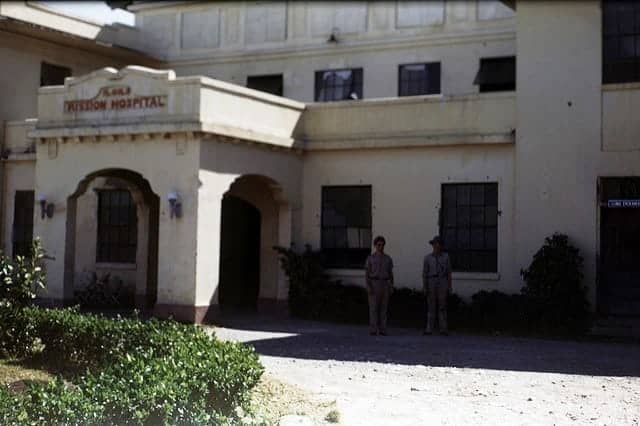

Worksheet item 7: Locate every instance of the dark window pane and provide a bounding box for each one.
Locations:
[247,74,283,96]
[603,1,640,83]
[399,63,440,96]
[97,190,137,263]
[474,57,516,92]
[440,183,498,273]
[321,186,372,268]
[12,191,35,257]
[40,62,71,87]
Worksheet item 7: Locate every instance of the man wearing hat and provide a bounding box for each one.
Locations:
[422,236,452,335]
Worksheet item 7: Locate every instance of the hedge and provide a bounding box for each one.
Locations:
[0,308,263,425]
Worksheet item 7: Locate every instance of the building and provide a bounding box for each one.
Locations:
[1,1,638,322]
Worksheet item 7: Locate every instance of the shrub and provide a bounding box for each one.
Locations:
[1,308,264,425]
[521,233,591,335]
[0,239,46,357]
[74,272,134,309]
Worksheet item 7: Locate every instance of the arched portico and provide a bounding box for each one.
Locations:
[64,168,159,310]
[219,174,291,312]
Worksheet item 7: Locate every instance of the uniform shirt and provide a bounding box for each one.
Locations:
[365,252,394,283]
[422,252,451,283]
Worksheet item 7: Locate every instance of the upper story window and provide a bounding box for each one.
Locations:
[398,63,441,96]
[603,0,640,84]
[473,57,516,93]
[247,74,284,96]
[315,68,363,102]
[40,62,71,87]
[321,185,372,269]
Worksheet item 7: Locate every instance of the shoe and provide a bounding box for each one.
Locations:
[423,330,432,336]
[369,331,378,336]
[440,331,449,336]
[379,331,387,336]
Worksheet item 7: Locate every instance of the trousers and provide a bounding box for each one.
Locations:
[426,278,448,333]
[368,279,391,333]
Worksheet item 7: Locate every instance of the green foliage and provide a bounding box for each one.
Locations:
[0,308,263,425]
[276,235,592,336]
[0,239,46,357]
[521,233,591,334]
[73,272,134,309]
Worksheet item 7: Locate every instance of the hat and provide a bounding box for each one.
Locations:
[429,236,443,245]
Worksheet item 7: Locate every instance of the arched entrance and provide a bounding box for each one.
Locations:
[219,195,261,310]
[217,174,289,312]
[64,168,160,311]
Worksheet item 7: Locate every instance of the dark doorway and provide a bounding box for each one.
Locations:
[219,195,261,310]
[599,177,640,316]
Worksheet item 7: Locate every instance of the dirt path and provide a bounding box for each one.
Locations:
[212,316,640,425]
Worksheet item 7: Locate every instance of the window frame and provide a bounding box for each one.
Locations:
[398,62,441,97]
[12,190,34,258]
[320,185,372,269]
[40,62,71,87]
[314,68,363,102]
[474,56,516,93]
[440,182,498,273]
[246,74,284,96]
[96,189,138,264]
[602,0,640,84]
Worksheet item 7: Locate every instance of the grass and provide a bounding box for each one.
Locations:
[249,373,339,425]
[0,357,54,386]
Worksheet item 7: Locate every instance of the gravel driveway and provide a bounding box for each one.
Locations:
[212,314,640,425]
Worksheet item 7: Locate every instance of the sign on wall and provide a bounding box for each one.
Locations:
[64,85,167,113]
[607,199,640,208]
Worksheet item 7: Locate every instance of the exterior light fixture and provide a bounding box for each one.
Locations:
[37,195,54,219]
[167,191,182,219]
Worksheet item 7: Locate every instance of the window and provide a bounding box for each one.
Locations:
[473,57,515,92]
[399,63,441,96]
[315,68,363,102]
[97,190,137,264]
[12,191,34,258]
[247,74,284,96]
[440,183,498,273]
[603,0,640,84]
[321,186,372,268]
[40,62,71,87]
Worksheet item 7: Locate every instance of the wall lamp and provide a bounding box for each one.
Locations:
[37,195,54,219]
[167,191,182,219]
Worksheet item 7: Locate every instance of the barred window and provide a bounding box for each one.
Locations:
[321,186,372,269]
[12,191,34,258]
[440,183,498,273]
[315,68,363,102]
[40,62,71,87]
[399,63,441,96]
[97,190,137,264]
[603,0,640,84]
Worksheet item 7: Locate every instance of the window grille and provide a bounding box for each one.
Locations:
[315,68,363,102]
[97,190,137,264]
[399,62,441,96]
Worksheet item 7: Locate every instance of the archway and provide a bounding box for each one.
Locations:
[64,168,160,311]
[217,174,289,313]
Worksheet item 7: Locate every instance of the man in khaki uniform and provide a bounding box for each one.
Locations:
[365,236,394,336]
[422,236,452,335]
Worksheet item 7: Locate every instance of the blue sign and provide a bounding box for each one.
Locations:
[607,199,640,208]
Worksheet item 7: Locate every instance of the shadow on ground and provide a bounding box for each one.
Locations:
[212,312,640,378]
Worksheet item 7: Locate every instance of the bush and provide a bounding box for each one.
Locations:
[1,308,264,425]
[0,239,46,357]
[521,233,591,335]
[74,272,134,309]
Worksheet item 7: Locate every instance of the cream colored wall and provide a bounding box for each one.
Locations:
[301,145,517,298]
[0,32,130,123]
[32,135,199,306]
[73,177,151,300]
[512,1,640,310]
[197,137,303,307]
[132,1,515,101]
